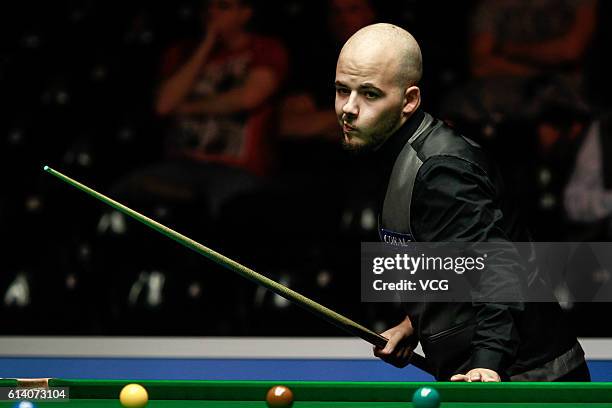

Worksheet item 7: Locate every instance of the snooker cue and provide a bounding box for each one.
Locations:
[43,165,431,375]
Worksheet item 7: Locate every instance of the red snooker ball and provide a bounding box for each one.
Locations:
[266,385,294,408]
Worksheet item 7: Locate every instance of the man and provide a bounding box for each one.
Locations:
[440,0,596,123]
[111,0,287,218]
[335,23,589,381]
[156,0,288,175]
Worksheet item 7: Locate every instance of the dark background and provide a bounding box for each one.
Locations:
[1,0,611,336]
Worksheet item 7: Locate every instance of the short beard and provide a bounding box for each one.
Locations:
[342,139,376,155]
[341,131,389,155]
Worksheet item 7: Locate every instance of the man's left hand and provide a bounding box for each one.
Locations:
[450,368,501,382]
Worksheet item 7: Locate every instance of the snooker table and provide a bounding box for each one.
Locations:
[1,379,612,407]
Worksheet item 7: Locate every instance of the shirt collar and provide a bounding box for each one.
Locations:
[377,108,425,171]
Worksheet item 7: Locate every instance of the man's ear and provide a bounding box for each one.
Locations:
[402,86,421,116]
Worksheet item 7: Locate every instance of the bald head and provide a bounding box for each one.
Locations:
[335,24,422,152]
[339,23,422,86]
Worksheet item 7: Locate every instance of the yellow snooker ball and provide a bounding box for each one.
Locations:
[119,383,149,408]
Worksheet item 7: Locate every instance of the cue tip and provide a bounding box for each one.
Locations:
[43,165,50,172]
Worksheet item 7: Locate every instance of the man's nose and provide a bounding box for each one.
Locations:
[342,92,359,117]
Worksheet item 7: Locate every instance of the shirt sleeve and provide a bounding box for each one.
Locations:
[411,155,524,374]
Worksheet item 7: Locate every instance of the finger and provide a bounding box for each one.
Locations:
[483,373,501,382]
[382,334,400,354]
[379,330,393,340]
[470,372,482,382]
[450,374,469,382]
[373,345,387,357]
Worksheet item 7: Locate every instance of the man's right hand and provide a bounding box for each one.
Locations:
[373,316,416,368]
[156,20,218,116]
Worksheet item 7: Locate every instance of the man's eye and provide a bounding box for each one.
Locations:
[364,91,379,99]
[336,88,350,95]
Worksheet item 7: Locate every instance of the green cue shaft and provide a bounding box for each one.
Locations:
[43,165,430,374]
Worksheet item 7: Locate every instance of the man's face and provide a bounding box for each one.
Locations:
[205,0,250,35]
[335,52,405,152]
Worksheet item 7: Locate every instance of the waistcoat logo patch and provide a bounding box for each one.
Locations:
[379,228,413,246]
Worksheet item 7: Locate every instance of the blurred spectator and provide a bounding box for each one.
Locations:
[564,112,612,240]
[441,0,597,124]
[113,0,288,216]
[436,0,598,241]
[279,0,376,140]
